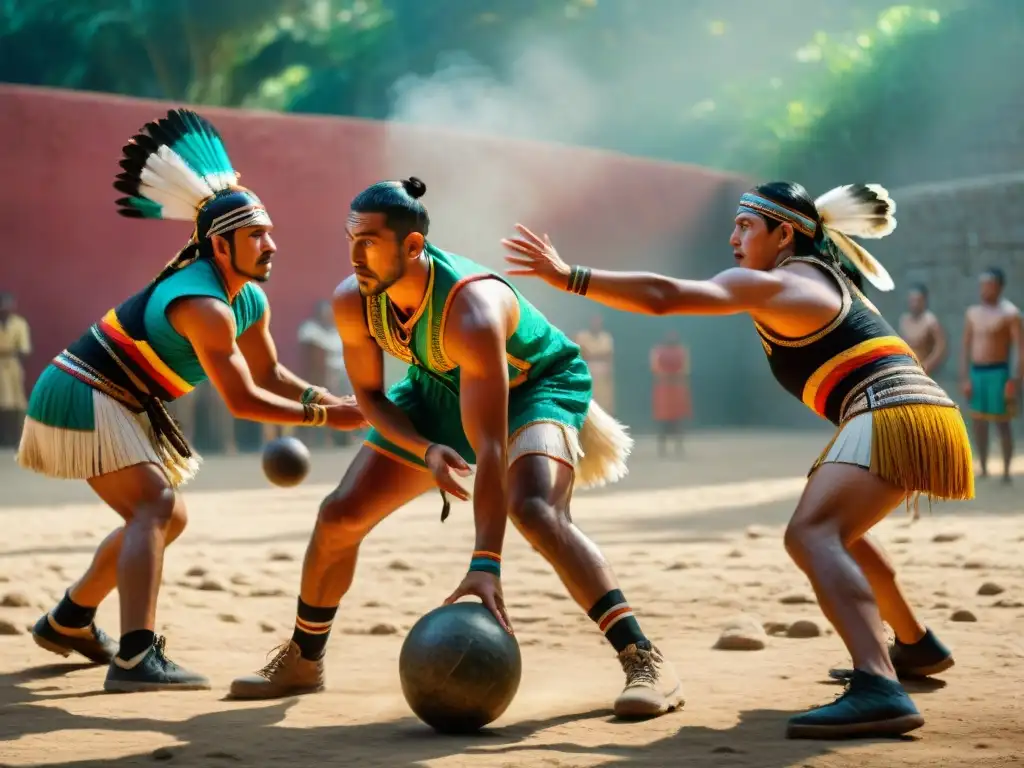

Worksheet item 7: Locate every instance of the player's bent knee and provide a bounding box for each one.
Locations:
[783,519,822,568]
[132,486,179,530]
[510,495,565,544]
[316,489,375,540]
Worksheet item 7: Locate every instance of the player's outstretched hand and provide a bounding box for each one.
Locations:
[502,224,571,289]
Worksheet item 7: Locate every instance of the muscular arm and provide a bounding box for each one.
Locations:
[923,314,947,374]
[444,281,516,559]
[961,309,974,381]
[333,277,432,459]
[566,266,811,318]
[237,306,317,400]
[569,268,763,316]
[168,298,310,423]
[898,313,910,340]
[1010,309,1023,381]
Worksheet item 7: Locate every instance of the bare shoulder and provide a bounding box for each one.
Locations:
[924,310,942,327]
[1000,299,1021,318]
[333,274,361,304]
[163,297,237,352]
[449,277,517,333]
[774,261,832,290]
[770,262,846,304]
[168,295,234,331]
[442,279,519,371]
[332,275,365,316]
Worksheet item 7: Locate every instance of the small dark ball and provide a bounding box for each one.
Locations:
[261,436,311,488]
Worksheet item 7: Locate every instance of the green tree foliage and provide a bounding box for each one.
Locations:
[0,0,313,101]
[693,4,956,174]
[776,0,1022,187]
[4,0,1005,186]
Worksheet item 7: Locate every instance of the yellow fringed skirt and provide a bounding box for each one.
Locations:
[811,403,975,502]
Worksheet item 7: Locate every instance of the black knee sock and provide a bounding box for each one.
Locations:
[291,598,338,661]
[117,629,156,662]
[51,590,97,629]
[588,589,649,653]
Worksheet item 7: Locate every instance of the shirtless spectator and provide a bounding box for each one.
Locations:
[896,284,949,520]
[899,284,946,375]
[961,268,1022,482]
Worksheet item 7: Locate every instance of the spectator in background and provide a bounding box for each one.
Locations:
[962,267,1021,482]
[650,329,691,457]
[575,314,615,415]
[0,292,31,448]
[896,283,947,520]
[898,284,947,376]
[298,300,353,446]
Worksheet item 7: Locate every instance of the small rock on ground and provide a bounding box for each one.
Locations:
[714,616,767,651]
[786,619,823,639]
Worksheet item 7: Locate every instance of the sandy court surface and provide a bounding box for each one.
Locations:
[1,430,1023,768]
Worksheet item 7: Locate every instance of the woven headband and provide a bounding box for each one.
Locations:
[206,204,272,239]
[737,193,817,238]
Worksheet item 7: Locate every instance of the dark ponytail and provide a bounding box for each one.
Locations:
[151,238,214,286]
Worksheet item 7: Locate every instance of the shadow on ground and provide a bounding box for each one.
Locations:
[0,662,902,768]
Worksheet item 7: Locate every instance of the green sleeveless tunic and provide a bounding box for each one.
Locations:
[27,259,267,431]
[364,243,591,466]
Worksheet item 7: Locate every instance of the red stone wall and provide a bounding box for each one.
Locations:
[0,85,753,428]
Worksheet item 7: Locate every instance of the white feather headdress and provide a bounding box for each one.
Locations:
[814,184,897,292]
[113,108,271,237]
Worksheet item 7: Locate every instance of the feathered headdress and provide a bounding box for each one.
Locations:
[113,109,271,241]
[814,184,896,292]
[738,183,897,292]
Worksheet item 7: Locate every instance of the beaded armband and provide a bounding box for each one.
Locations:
[567,266,592,296]
[302,403,328,426]
[468,550,501,577]
[301,386,329,405]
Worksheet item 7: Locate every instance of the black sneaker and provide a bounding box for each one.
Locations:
[829,628,954,682]
[787,670,924,739]
[104,636,210,693]
[32,613,118,665]
[890,629,955,676]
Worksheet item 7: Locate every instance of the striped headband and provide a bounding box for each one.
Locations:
[737,193,817,238]
[206,204,273,238]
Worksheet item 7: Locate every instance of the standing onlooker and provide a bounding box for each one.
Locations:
[898,284,947,376]
[961,267,1021,482]
[0,292,31,448]
[576,314,615,415]
[297,301,352,446]
[650,329,691,457]
[896,283,948,520]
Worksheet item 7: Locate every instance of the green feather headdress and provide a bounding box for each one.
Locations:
[113,109,272,239]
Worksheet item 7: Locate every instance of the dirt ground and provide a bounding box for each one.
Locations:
[1,430,1022,768]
